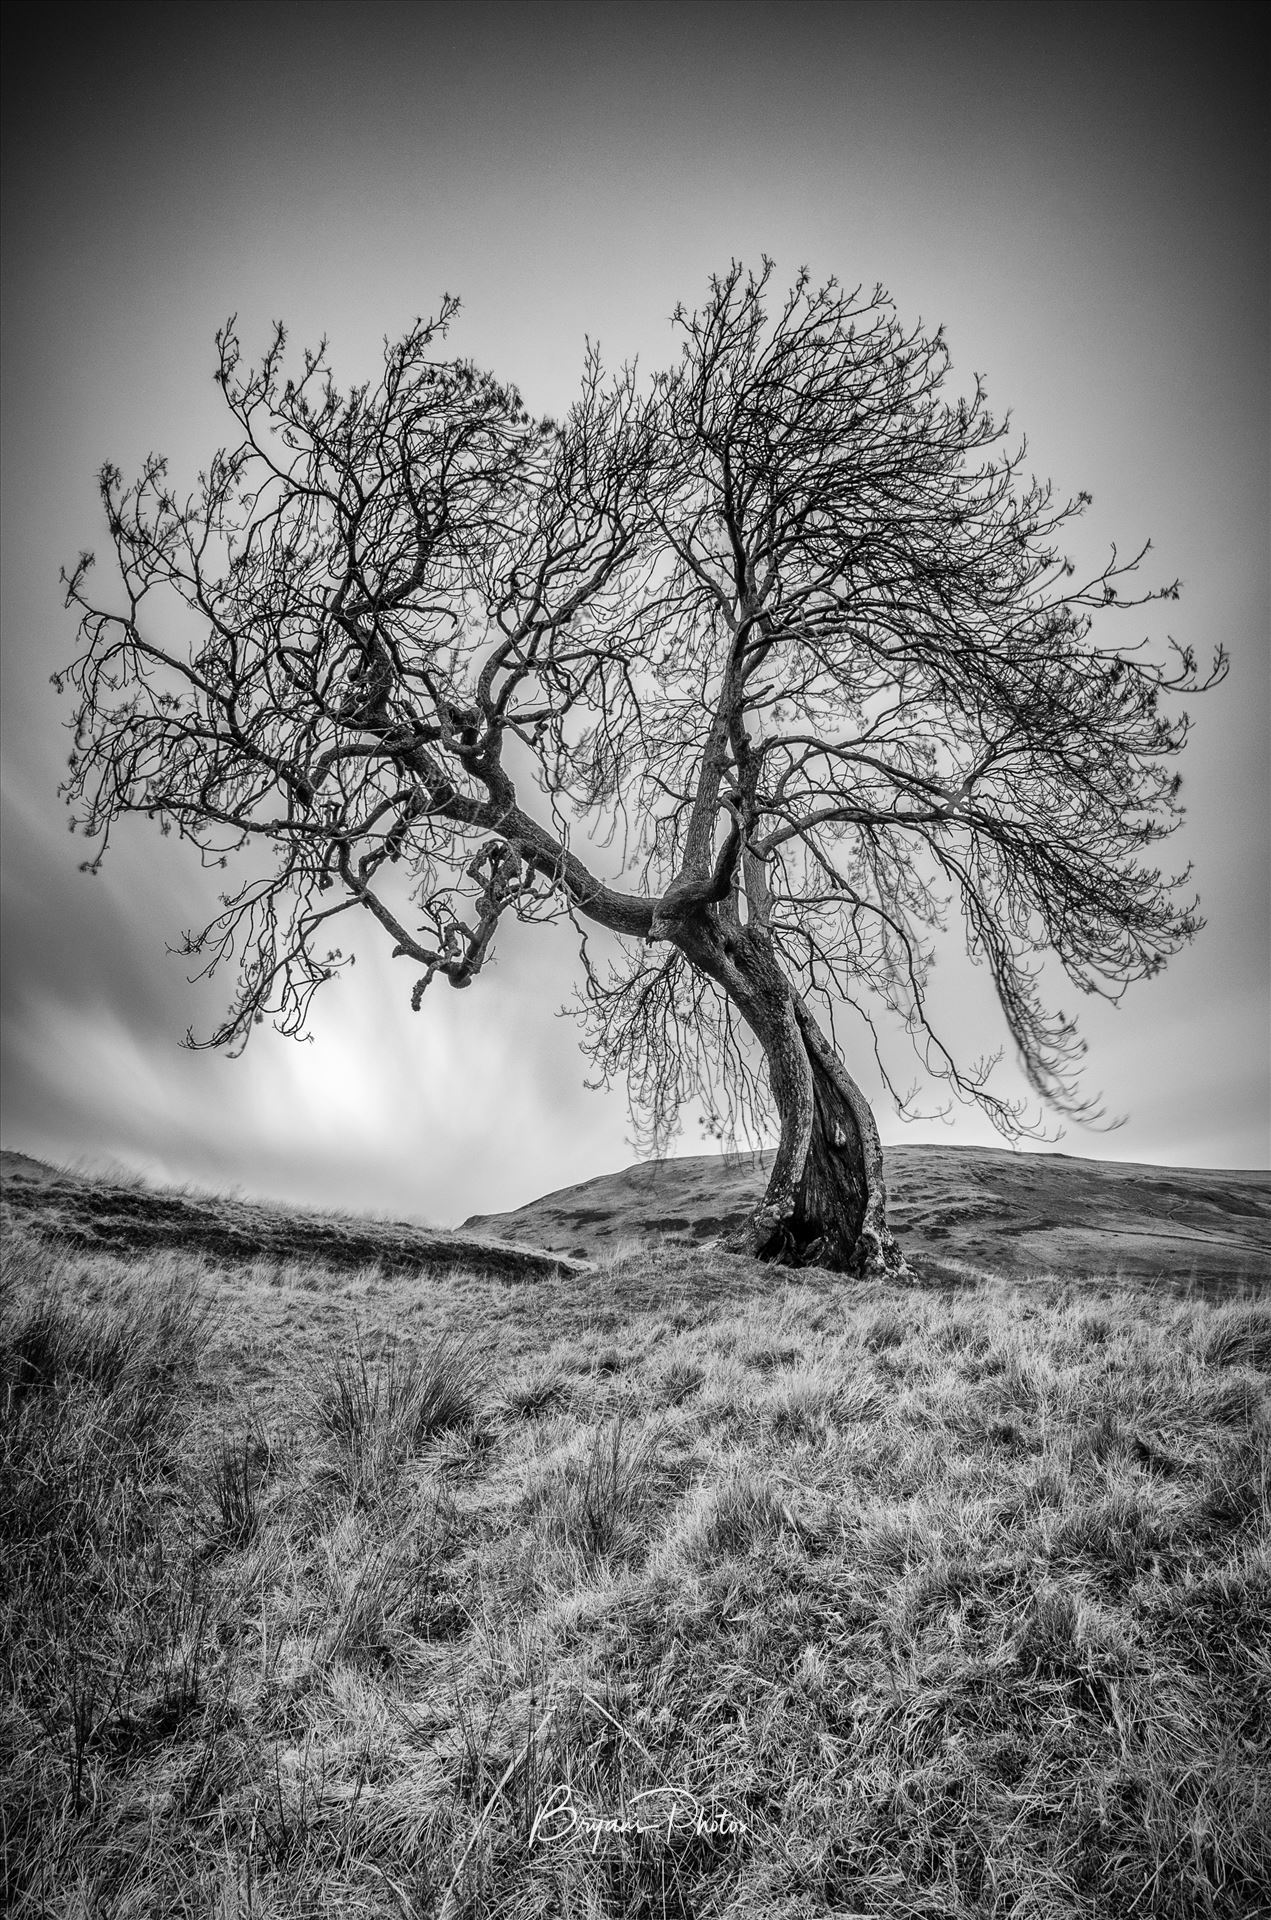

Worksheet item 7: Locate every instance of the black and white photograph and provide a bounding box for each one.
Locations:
[2,2,1268,1913]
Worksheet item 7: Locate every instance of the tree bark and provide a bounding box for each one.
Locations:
[733,988,906,1278]
[664,910,908,1278]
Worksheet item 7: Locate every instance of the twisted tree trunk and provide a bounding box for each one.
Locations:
[732,986,905,1277]
[665,908,907,1278]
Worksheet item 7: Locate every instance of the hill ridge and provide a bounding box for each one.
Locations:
[464,1143,1271,1287]
[4,1145,1267,1291]
[0,1152,586,1282]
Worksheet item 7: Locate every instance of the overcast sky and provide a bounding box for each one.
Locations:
[2,0,1267,1223]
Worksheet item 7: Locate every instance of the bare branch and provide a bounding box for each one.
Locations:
[61,265,1221,1268]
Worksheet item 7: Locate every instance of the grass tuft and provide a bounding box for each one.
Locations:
[310,1327,485,1501]
[1196,1300,1271,1371]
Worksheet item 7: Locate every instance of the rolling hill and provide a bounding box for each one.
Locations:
[4,1143,1267,1292]
[0,1150,585,1282]
[465,1144,1271,1288]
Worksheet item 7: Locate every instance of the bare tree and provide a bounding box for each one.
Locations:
[61,265,1222,1275]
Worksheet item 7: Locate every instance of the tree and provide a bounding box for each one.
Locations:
[60,264,1223,1276]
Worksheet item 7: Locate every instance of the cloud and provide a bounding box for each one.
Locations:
[2,1,1266,1202]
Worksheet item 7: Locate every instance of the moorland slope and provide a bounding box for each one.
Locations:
[2,1146,1269,1916]
[0,1150,585,1282]
[6,1143,1267,1292]
[466,1144,1271,1289]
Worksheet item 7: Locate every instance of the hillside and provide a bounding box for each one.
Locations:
[2,1148,1269,1916]
[0,1150,585,1283]
[6,1144,1267,1293]
[465,1144,1271,1288]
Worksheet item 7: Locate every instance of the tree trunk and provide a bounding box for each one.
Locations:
[736,993,906,1278]
[668,913,908,1278]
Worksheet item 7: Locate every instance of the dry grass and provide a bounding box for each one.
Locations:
[0,1166,585,1284]
[2,1212,1268,1918]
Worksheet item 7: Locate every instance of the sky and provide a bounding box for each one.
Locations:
[2,0,1268,1225]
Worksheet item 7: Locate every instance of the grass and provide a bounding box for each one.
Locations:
[0,1167,584,1284]
[1,1211,1268,1918]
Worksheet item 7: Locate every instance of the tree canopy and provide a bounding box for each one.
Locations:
[61,263,1222,1274]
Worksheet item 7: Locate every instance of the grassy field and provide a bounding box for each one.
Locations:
[2,1194,1268,1917]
